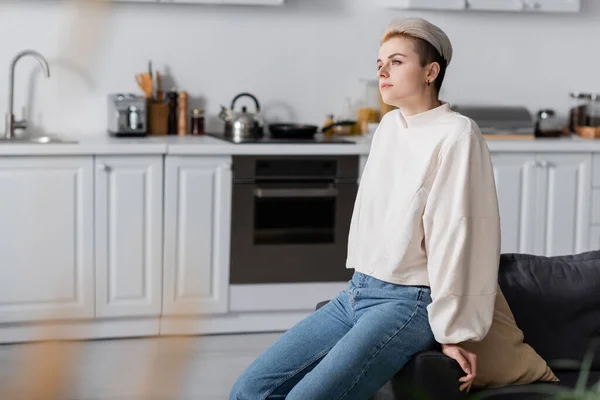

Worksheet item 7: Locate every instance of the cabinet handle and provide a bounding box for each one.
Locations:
[254,188,339,199]
[539,160,554,168]
[97,164,111,172]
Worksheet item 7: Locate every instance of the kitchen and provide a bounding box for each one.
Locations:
[1,0,600,398]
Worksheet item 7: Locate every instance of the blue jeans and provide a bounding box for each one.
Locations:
[230,271,437,400]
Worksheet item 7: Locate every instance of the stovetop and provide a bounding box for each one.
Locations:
[207,132,354,144]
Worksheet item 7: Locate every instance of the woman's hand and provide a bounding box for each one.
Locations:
[441,343,477,392]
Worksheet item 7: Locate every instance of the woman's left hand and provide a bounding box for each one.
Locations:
[441,343,477,392]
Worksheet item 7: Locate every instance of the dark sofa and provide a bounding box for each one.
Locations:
[315,250,600,400]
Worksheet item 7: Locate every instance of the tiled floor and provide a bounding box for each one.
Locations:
[0,333,282,400]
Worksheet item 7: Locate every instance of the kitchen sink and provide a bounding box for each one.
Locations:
[0,135,78,144]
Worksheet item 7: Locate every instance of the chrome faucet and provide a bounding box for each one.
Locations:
[5,50,51,139]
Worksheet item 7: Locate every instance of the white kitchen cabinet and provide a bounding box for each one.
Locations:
[593,154,600,187]
[466,0,579,12]
[591,226,600,251]
[382,0,579,11]
[95,156,164,318]
[467,0,523,11]
[592,189,600,225]
[162,156,232,315]
[381,0,464,9]
[95,0,283,4]
[535,153,591,256]
[93,0,160,3]
[491,152,591,257]
[491,153,539,255]
[159,0,283,4]
[0,157,94,323]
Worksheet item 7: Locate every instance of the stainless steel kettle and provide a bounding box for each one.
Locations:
[219,93,263,141]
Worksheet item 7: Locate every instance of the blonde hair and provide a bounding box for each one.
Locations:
[381,18,453,94]
[382,17,453,65]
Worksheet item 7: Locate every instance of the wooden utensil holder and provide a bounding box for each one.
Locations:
[575,125,600,139]
[148,101,169,136]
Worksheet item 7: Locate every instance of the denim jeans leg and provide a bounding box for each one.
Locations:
[286,276,436,400]
[229,286,354,400]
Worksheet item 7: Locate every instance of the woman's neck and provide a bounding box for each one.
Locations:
[397,94,441,117]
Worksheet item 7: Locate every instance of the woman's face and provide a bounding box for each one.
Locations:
[377,36,431,108]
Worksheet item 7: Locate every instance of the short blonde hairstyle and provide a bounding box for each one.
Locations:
[382,17,453,65]
[381,18,453,94]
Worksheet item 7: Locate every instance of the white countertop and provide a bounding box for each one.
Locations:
[166,135,373,155]
[0,135,169,156]
[0,133,600,156]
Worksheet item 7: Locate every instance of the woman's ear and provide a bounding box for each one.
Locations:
[426,62,441,83]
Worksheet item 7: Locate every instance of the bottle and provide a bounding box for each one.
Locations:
[324,114,335,136]
[190,108,205,135]
[166,91,178,135]
[178,91,188,136]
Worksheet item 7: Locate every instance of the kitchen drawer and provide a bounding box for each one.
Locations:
[594,154,600,187]
[593,189,600,225]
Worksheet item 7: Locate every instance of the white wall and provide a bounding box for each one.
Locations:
[0,0,599,136]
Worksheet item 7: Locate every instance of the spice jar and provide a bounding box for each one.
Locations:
[190,108,205,135]
[587,94,600,127]
[569,92,589,132]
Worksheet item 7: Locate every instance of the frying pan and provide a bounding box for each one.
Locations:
[269,123,319,139]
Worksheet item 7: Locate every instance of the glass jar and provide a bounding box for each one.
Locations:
[569,92,590,132]
[190,108,205,135]
[587,94,600,127]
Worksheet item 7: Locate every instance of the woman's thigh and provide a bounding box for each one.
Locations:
[229,289,353,400]
[285,279,436,400]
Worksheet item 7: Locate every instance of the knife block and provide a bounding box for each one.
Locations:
[148,101,169,136]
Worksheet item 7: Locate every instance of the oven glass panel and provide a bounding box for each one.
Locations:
[254,195,336,245]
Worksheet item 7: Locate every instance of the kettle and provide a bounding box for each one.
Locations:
[535,109,564,138]
[219,93,263,141]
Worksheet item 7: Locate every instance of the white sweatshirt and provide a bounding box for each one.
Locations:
[346,103,501,344]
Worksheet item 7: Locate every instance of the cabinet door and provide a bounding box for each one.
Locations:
[382,0,465,9]
[536,153,591,256]
[466,0,523,10]
[95,156,164,318]
[161,0,283,4]
[163,156,232,315]
[590,226,600,251]
[491,153,538,255]
[0,157,94,323]
[593,153,600,188]
[467,0,579,11]
[521,0,580,12]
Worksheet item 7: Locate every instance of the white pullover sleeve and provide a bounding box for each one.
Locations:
[422,130,501,344]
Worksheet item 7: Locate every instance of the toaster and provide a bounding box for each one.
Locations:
[107,93,148,136]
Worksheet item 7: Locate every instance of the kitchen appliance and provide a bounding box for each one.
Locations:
[269,123,319,139]
[534,109,564,138]
[452,105,534,135]
[107,93,148,137]
[207,131,354,144]
[322,119,359,136]
[229,155,358,285]
[218,92,264,141]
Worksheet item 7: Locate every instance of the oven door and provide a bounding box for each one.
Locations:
[230,180,357,284]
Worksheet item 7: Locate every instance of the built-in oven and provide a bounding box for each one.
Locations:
[229,155,358,298]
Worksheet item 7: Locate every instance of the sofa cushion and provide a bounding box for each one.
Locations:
[460,287,558,388]
[498,251,600,369]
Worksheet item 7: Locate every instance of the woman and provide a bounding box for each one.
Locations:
[230,17,501,400]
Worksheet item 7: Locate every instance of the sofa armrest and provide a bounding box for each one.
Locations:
[316,300,329,310]
[372,350,467,400]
